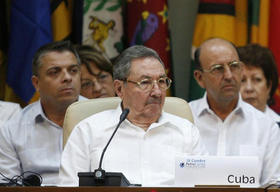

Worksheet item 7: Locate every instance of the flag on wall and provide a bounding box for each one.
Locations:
[6,0,52,103]
[126,0,172,94]
[82,0,124,59]
[249,0,269,46]
[51,0,73,41]
[247,0,280,112]
[189,0,248,101]
[269,0,280,113]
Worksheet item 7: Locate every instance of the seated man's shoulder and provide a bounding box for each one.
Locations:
[0,101,22,124]
[0,100,21,109]
[163,111,194,127]
[242,101,268,119]
[242,101,278,130]
[2,102,39,130]
[189,98,204,111]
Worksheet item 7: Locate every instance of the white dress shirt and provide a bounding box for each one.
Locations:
[265,105,280,123]
[59,104,207,187]
[189,93,280,185]
[0,96,85,185]
[0,101,21,128]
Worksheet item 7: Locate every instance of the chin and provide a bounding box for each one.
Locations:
[224,92,239,99]
[59,95,78,104]
[148,107,162,116]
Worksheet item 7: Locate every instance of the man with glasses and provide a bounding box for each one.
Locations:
[189,38,280,185]
[59,45,207,186]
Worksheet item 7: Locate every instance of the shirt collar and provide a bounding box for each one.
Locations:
[33,100,58,127]
[36,95,84,120]
[196,93,245,118]
[33,96,85,128]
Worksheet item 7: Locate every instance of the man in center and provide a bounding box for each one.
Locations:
[59,45,207,186]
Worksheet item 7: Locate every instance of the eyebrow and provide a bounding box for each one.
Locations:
[69,64,80,68]
[212,60,239,66]
[138,74,167,79]
[81,78,93,81]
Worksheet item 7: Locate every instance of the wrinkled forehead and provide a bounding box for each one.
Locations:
[129,57,166,78]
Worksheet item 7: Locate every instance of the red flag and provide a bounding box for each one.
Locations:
[269,0,280,113]
[126,0,172,82]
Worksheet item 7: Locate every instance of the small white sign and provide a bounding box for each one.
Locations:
[175,155,260,188]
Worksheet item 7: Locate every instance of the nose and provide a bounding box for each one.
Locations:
[150,81,162,97]
[92,80,102,92]
[244,79,254,92]
[223,66,233,80]
[62,70,72,82]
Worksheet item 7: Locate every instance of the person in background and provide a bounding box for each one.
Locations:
[0,101,21,128]
[238,44,280,122]
[190,38,280,185]
[76,45,115,99]
[59,45,207,186]
[0,41,83,185]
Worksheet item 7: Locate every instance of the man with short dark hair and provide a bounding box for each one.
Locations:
[59,45,207,186]
[0,41,83,185]
[190,38,280,185]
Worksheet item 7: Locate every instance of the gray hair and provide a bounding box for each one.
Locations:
[32,40,80,76]
[113,45,165,80]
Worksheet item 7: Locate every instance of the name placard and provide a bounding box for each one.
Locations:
[175,155,260,188]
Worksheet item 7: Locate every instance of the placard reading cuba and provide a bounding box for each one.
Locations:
[175,155,260,188]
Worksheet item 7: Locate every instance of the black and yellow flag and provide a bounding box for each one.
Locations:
[29,0,73,103]
[51,0,73,41]
[189,0,248,101]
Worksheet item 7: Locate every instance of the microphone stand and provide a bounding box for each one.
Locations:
[78,108,132,186]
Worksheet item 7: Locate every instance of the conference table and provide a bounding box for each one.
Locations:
[267,185,280,192]
[0,186,268,192]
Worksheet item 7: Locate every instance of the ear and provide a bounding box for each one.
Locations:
[114,80,124,98]
[194,70,206,89]
[31,75,40,92]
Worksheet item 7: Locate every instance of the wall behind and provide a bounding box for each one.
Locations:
[168,0,199,101]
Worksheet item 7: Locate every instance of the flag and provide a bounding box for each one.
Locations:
[189,0,248,101]
[6,0,52,103]
[249,0,269,46]
[51,0,73,41]
[269,0,280,113]
[126,0,172,94]
[82,0,124,59]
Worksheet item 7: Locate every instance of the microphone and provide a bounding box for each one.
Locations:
[95,108,129,180]
[78,108,131,186]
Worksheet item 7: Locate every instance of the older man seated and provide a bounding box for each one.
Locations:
[59,45,207,187]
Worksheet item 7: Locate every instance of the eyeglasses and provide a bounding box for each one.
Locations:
[124,77,172,91]
[81,72,111,90]
[200,61,243,75]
